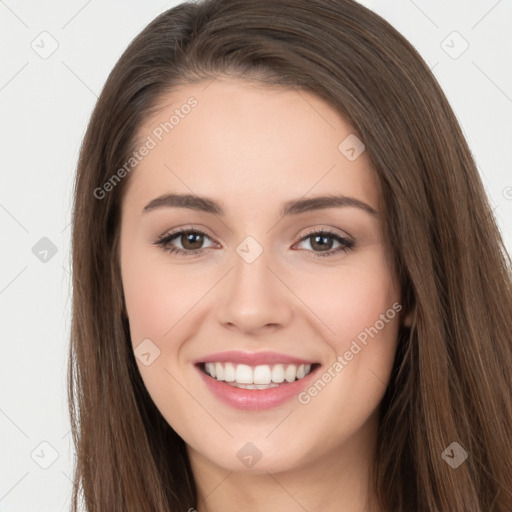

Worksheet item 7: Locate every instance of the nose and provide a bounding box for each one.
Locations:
[216,247,293,334]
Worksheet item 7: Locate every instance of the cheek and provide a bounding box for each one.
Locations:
[122,268,169,343]
[292,255,400,350]
[120,249,203,423]
[292,254,400,406]
[121,246,203,344]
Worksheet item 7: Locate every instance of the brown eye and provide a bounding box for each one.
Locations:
[309,234,335,252]
[180,231,205,250]
[154,228,216,257]
[296,230,355,258]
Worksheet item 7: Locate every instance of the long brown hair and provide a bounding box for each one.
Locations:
[68,0,512,510]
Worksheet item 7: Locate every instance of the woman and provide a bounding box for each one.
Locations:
[68,0,512,510]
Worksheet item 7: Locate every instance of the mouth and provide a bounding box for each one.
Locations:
[198,361,318,389]
[194,351,321,410]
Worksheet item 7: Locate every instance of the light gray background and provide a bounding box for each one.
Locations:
[1,1,511,510]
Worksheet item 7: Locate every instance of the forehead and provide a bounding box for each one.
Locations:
[122,77,379,215]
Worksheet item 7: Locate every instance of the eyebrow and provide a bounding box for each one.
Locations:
[142,193,378,217]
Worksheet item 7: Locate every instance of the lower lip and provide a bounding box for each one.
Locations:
[196,365,320,410]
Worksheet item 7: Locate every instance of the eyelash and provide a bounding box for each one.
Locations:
[153,227,355,259]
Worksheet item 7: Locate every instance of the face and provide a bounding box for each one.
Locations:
[119,76,409,475]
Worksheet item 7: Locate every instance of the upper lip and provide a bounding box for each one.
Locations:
[195,351,317,366]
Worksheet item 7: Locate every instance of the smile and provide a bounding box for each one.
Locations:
[201,362,314,389]
[194,351,321,410]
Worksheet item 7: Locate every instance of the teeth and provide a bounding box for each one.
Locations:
[253,365,272,385]
[215,362,224,381]
[271,364,285,383]
[205,362,215,378]
[224,362,236,382]
[203,362,313,385]
[285,364,297,382]
[235,364,253,384]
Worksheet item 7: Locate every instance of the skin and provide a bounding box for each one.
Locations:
[119,76,412,512]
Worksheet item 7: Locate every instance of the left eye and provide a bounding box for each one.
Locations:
[154,228,354,258]
[294,231,354,256]
[154,229,216,256]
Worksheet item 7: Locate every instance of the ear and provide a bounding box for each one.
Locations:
[402,308,413,328]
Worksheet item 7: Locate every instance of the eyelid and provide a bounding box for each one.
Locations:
[157,223,214,238]
[156,224,218,247]
[298,225,353,242]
